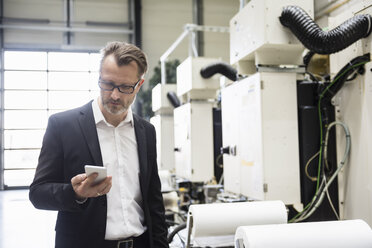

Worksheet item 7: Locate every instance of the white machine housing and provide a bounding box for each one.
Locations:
[150,83,177,171]
[221,0,309,205]
[173,57,220,182]
[152,83,177,115]
[221,72,301,204]
[230,0,313,73]
[174,101,215,182]
[176,56,221,100]
[150,115,175,171]
[327,2,372,226]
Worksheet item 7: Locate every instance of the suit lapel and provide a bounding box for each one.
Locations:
[78,101,103,166]
[134,114,148,190]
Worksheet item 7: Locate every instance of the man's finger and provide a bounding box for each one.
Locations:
[84,173,99,185]
[71,173,87,185]
[96,176,112,194]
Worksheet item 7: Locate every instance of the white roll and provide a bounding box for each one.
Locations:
[188,201,287,238]
[235,219,372,248]
[158,169,173,192]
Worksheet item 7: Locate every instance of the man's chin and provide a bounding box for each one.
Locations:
[104,104,127,115]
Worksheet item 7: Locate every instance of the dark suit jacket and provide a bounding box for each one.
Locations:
[29,101,169,248]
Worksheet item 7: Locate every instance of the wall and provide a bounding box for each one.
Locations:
[3,0,130,50]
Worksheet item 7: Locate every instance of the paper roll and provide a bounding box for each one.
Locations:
[158,169,173,192]
[187,201,287,238]
[235,219,372,248]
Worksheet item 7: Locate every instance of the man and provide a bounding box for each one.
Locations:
[29,41,169,248]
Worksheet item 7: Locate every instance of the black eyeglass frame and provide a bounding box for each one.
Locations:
[98,78,142,94]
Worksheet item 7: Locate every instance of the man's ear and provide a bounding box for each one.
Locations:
[136,79,145,92]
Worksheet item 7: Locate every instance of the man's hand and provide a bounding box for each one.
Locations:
[71,173,112,200]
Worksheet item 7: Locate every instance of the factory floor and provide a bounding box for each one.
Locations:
[0,189,56,248]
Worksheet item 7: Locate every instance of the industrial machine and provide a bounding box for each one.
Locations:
[160,0,372,247]
[151,83,177,172]
[174,56,221,183]
[220,0,313,207]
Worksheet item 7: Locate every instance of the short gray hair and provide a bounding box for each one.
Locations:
[100,41,148,78]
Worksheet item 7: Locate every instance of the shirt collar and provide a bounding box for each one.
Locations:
[92,98,134,127]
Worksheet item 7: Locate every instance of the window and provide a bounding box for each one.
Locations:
[3,51,101,187]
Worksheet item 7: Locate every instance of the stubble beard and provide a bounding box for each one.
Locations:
[102,97,128,115]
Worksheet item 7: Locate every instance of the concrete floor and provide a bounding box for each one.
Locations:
[0,189,56,248]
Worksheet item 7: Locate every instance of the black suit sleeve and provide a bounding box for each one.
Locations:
[147,125,169,248]
[29,115,85,212]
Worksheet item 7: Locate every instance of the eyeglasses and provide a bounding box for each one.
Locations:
[98,78,141,94]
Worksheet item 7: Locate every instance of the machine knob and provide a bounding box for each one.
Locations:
[220,146,237,156]
[221,146,230,154]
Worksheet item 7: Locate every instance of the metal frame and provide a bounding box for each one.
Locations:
[159,24,229,84]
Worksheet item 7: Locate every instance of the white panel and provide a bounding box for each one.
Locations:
[221,72,301,204]
[260,72,301,203]
[174,103,192,179]
[229,0,313,66]
[221,74,263,199]
[150,115,175,171]
[335,62,372,226]
[328,2,372,227]
[152,83,177,114]
[176,57,221,99]
[174,102,214,182]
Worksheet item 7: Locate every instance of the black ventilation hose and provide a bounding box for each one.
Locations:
[200,62,238,81]
[279,5,372,55]
[167,91,181,108]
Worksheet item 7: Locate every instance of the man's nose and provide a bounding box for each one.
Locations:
[110,88,121,100]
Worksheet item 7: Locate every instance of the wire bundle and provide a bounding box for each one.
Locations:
[290,54,370,223]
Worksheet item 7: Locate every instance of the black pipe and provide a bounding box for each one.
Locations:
[167,223,187,243]
[279,6,372,54]
[200,62,238,81]
[167,91,181,108]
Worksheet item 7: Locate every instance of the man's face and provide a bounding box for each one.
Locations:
[99,54,143,116]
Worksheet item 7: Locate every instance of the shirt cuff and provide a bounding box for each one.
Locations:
[75,198,88,204]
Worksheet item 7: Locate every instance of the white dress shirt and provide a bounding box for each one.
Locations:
[92,99,146,240]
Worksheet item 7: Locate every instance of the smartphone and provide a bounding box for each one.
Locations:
[84,165,107,185]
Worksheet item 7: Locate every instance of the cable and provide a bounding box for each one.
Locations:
[167,223,187,243]
[290,179,326,222]
[215,154,223,168]
[324,174,340,220]
[298,121,350,221]
[218,172,224,185]
[316,55,369,192]
[305,150,320,182]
